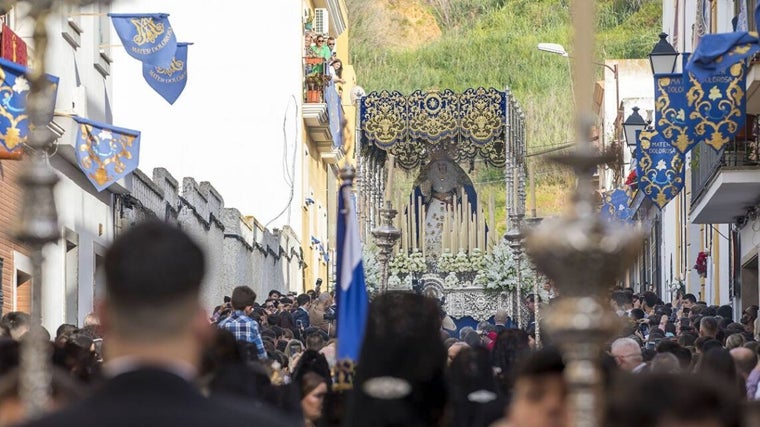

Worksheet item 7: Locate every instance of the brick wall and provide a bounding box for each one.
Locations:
[0,160,32,316]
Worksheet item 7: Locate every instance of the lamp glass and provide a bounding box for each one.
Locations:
[623,107,647,148]
[649,53,678,75]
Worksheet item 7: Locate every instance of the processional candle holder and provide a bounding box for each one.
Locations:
[524,146,643,427]
[504,217,524,328]
[13,0,112,418]
[371,201,401,293]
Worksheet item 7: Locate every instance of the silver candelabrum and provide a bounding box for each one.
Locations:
[371,200,401,294]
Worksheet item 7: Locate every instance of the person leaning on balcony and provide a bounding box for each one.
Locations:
[304,32,318,58]
[311,35,331,62]
[328,59,345,84]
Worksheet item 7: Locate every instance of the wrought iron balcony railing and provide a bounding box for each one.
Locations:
[691,134,760,206]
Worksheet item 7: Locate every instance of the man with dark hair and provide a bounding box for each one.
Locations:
[682,293,697,308]
[219,286,267,361]
[24,221,291,427]
[641,291,658,315]
[700,316,719,339]
[611,291,633,316]
[293,293,311,331]
[499,347,566,427]
[267,289,282,300]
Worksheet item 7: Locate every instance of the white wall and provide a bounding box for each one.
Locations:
[109,1,305,235]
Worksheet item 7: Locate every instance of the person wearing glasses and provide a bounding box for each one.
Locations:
[311,35,331,62]
[610,337,646,373]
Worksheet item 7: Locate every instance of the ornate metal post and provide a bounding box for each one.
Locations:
[371,201,400,293]
[504,217,523,328]
[524,1,644,427]
[13,0,110,417]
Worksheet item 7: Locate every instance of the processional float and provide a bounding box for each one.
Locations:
[357,86,538,328]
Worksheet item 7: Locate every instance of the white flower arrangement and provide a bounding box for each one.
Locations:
[362,243,381,296]
[436,248,485,274]
[390,249,426,275]
[474,240,537,294]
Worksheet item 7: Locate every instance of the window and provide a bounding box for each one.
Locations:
[94,2,112,77]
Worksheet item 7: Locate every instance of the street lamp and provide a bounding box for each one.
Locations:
[649,33,679,75]
[623,106,647,148]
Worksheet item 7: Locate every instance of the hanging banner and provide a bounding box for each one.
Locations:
[686,32,758,79]
[1,25,27,66]
[600,188,633,222]
[636,129,685,209]
[109,13,177,68]
[142,42,191,104]
[324,82,344,149]
[0,58,59,160]
[654,73,697,154]
[685,60,747,152]
[73,117,140,192]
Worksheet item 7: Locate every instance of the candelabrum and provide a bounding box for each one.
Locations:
[504,215,524,328]
[11,0,111,418]
[371,201,401,293]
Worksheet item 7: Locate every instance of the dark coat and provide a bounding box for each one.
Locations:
[23,368,297,427]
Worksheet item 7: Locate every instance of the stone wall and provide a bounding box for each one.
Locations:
[118,167,304,310]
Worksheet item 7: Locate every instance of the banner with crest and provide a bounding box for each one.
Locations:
[73,117,140,192]
[142,42,190,104]
[654,73,697,154]
[0,57,58,160]
[600,188,633,222]
[109,13,177,68]
[684,60,747,152]
[636,129,685,209]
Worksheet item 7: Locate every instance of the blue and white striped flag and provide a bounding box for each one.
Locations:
[335,167,369,362]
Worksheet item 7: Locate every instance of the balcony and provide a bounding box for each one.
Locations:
[747,61,760,115]
[303,56,343,163]
[690,131,760,224]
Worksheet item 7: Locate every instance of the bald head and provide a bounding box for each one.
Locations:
[730,347,757,378]
[610,338,643,371]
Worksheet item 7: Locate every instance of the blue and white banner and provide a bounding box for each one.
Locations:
[0,57,58,158]
[654,73,697,154]
[324,83,344,148]
[636,129,685,210]
[336,170,369,362]
[74,117,140,192]
[686,32,758,79]
[684,57,747,152]
[109,13,177,68]
[600,188,633,222]
[142,42,191,104]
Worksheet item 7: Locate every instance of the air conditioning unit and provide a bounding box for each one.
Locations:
[314,8,329,35]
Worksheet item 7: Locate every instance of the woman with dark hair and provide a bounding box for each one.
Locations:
[300,372,328,427]
[696,347,746,397]
[344,291,448,427]
[445,346,505,427]
[491,329,530,398]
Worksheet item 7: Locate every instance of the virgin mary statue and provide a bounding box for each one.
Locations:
[411,156,477,260]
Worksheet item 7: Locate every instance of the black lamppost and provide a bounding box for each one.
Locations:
[649,33,680,75]
[623,106,647,149]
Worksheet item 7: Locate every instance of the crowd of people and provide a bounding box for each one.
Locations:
[0,221,760,426]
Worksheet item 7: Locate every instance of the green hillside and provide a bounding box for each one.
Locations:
[347,0,661,227]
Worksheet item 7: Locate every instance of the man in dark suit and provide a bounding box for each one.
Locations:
[24,221,295,427]
[292,293,312,332]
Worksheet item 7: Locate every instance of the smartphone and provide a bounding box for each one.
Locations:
[289,343,303,357]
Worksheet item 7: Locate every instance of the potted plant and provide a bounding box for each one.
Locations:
[305,73,327,103]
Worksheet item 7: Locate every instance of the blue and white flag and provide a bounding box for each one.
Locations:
[636,129,685,210]
[142,42,191,104]
[74,117,140,192]
[0,57,58,158]
[335,168,369,362]
[109,13,177,68]
[324,83,344,148]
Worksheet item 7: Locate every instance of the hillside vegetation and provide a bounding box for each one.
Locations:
[347,0,661,225]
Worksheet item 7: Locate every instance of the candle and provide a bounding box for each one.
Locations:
[384,155,395,202]
[420,201,427,258]
[479,209,486,250]
[488,192,495,253]
[400,212,407,252]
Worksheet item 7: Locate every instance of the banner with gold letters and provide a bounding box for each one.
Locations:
[109,13,177,68]
[684,60,747,152]
[636,129,685,209]
[73,117,140,192]
[0,58,58,160]
[654,73,697,154]
[142,42,190,104]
